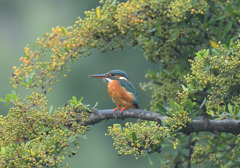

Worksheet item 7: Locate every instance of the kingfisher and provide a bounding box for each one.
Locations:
[89,70,139,113]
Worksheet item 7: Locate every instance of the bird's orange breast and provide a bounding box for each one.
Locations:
[107,80,136,109]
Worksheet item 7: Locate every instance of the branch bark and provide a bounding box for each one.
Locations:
[78,109,240,135]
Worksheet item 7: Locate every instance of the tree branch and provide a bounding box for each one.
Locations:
[78,109,240,135]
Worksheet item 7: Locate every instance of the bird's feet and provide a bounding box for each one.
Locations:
[113,106,120,112]
[120,106,127,113]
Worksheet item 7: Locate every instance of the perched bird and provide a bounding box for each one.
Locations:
[89,70,139,113]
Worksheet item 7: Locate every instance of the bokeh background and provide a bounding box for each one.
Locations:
[0,0,161,167]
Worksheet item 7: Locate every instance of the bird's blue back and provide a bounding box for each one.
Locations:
[118,79,139,108]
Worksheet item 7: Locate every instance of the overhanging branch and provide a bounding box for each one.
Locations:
[78,109,240,135]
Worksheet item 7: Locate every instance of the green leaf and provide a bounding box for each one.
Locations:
[196,53,203,59]
[20,82,27,86]
[171,30,179,41]
[210,3,220,16]
[212,48,221,56]
[149,27,156,33]
[132,132,137,145]
[0,98,7,103]
[182,85,188,91]
[146,155,153,165]
[25,76,30,84]
[11,90,19,102]
[61,27,66,35]
[49,105,53,115]
[222,21,233,39]
[29,71,35,80]
[187,99,193,111]
[156,103,168,114]
[72,96,77,102]
[78,97,83,104]
[200,97,206,108]
[68,135,76,144]
[5,94,11,102]
[207,15,216,25]
[169,99,174,109]
[207,110,214,116]
[161,119,166,127]
[173,102,179,112]
[111,0,117,6]
[228,103,233,115]
[78,134,87,140]
[216,15,225,21]
[148,69,156,76]
[1,147,6,155]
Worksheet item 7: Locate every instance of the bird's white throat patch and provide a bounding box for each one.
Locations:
[103,76,128,82]
[119,76,128,80]
[103,78,113,82]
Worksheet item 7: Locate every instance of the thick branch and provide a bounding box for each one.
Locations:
[79,109,240,135]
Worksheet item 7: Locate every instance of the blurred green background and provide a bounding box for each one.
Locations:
[0,0,162,167]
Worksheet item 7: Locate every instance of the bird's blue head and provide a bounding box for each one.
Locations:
[88,69,129,81]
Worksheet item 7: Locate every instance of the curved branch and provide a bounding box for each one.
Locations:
[78,109,240,135]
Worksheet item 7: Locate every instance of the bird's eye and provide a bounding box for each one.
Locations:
[111,73,115,76]
[106,73,112,77]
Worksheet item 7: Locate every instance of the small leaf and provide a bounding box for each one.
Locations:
[210,40,218,48]
[30,148,35,156]
[25,76,30,84]
[228,103,233,115]
[200,97,206,108]
[0,98,7,103]
[196,53,203,59]
[62,27,66,35]
[68,135,76,144]
[207,110,214,116]
[1,147,6,155]
[96,7,101,19]
[216,15,225,21]
[161,119,166,127]
[5,94,11,102]
[20,82,27,86]
[212,48,221,56]
[29,71,35,80]
[132,132,137,145]
[78,134,87,140]
[187,99,193,111]
[169,99,174,109]
[222,21,232,39]
[182,85,188,91]
[93,102,98,108]
[111,0,117,6]
[49,105,53,115]
[72,96,77,104]
[156,103,168,115]
[78,97,83,104]
[206,49,209,55]
[146,155,153,165]
[149,27,156,33]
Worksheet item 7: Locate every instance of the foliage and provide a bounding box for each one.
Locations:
[185,41,240,119]
[0,93,89,167]
[0,0,240,167]
[107,121,176,159]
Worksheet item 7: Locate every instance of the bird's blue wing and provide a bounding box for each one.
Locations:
[118,80,139,108]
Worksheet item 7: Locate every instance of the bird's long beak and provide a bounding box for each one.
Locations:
[88,73,108,78]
